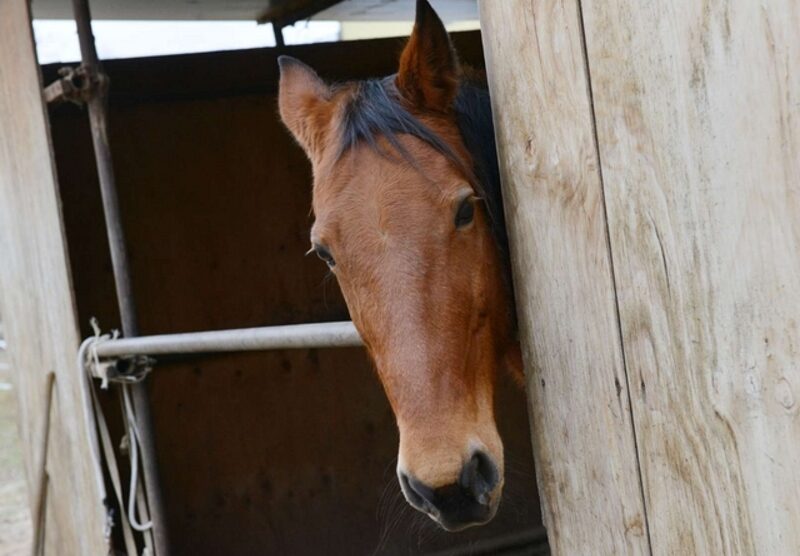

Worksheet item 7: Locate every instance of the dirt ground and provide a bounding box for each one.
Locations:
[0,336,33,556]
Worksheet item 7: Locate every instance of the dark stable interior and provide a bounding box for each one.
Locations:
[45,31,545,555]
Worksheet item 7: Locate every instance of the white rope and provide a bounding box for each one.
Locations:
[76,328,112,518]
[85,319,153,532]
[88,319,119,389]
[134,476,155,556]
[91,376,138,555]
[121,383,152,532]
[78,318,154,554]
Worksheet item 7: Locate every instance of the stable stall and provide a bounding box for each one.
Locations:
[3,0,799,555]
[0,1,543,554]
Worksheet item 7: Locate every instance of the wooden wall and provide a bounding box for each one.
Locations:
[481,0,800,554]
[0,2,108,554]
[46,33,543,555]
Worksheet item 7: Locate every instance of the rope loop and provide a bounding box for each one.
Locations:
[80,317,154,540]
[87,317,119,388]
[85,318,154,388]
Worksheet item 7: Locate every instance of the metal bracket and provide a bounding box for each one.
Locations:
[44,64,108,106]
[90,354,156,388]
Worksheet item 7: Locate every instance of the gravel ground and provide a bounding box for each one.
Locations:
[0,342,33,556]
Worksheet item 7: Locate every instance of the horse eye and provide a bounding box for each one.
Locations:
[314,244,336,267]
[455,196,475,229]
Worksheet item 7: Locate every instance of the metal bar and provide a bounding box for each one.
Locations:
[94,321,362,359]
[43,77,73,105]
[255,0,340,25]
[44,66,93,105]
[424,527,549,556]
[31,372,56,556]
[69,0,169,553]
[274,24,286,48]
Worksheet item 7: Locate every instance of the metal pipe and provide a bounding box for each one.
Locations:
[69,0,169,553]
[425,527,548,556]
[94,321,363,359]
[274,24,286,48]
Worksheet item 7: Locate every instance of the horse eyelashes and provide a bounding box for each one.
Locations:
[313,243,336,267]
[455,197,475,229]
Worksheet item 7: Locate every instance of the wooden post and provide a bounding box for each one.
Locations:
[481,0,800,553]
[0,1,109,553]
[582,0,800,553]
[479,1,649,553]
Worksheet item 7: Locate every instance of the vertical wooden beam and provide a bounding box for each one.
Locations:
[0,1,108,553]
[478,1,650,553]
[483,0,800,552]
[582,0,800,553]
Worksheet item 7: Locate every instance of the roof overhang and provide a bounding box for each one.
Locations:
[31,0,478,23]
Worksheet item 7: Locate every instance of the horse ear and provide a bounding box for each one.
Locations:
[396,0,459,112]
[278,55,333,157]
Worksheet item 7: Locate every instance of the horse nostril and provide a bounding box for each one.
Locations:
[399,471,436,512]
[459,451,499,505]
[399,453,500,530]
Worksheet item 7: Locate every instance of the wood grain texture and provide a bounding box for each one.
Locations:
[582,0,800,553]
[0,1,108,554]
[479,1,649,554]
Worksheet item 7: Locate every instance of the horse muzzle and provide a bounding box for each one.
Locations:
[398,450,502,531]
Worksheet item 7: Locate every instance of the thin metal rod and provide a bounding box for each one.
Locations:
[69,0,169,553]
[71,0,134,331]
[425,527,549,556]
[274,24,286,48]
[94,321,363,359]
[31,372,56,556]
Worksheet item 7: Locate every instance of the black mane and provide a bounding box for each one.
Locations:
[338,76,509,259]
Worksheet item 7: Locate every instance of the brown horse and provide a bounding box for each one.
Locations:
[278,0,521,531]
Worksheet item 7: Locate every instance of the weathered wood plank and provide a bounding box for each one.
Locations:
[0,1,108,553]
[582,0,800,553]
[478,1,649,553]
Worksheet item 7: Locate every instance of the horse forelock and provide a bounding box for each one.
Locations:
[334,76,508,259]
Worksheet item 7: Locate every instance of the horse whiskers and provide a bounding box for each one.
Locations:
[320,270,336,309]
[375,478,400,522]
[375,464,398,515]
[373,506,410,554]
[411,511,440,548]
[494,467,538,525]
[502,453,536,478]
[497,488,526,523]
[373,476,410,555]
